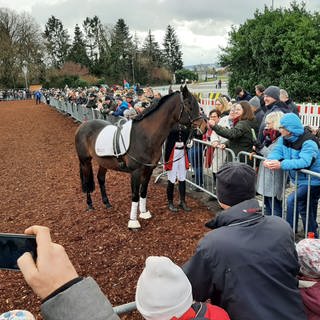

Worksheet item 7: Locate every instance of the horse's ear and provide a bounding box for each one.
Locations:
[181,85,190,99]
[180,84,184,92]
[168,85,173,94]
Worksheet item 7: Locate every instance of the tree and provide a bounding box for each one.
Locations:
[67,24,90,67]
[219,2,320,101]
[175,69,198,84]
[43,15,70,68]
[163,25,183,77]
[109,18,134,83]
[0,8,45,88]
[142,30,163,67]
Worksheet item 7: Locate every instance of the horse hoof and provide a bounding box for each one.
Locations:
[139,211,152,220]
[105,203,112,209]
[86,206,95,212]
[128,219,141,230]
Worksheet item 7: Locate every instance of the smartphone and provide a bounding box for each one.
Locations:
[0,233,37,271]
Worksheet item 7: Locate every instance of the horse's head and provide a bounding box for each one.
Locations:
[179,85,207,135]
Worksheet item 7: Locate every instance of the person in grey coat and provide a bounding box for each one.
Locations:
[254,111,285,216]
[17,226,120,320]
[183,162,307,320]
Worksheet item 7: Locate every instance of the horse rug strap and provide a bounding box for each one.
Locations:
[95,120,132,157]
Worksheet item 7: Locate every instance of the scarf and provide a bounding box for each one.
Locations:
[263,129,280,146]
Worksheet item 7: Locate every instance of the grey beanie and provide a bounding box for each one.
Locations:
[249,96,261,109]
[264,86,280,100]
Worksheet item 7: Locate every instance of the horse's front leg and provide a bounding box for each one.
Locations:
[97,166,112,209]
[139,167,153,220]
[128,169,142,230]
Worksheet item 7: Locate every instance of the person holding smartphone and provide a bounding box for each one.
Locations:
[17,226,120,320]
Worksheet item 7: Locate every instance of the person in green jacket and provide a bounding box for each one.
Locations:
[208,101,258,160]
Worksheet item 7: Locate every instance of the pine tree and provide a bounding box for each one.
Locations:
[163,25,183,74]
[110,18,133,83]
[142,29,162,67]
[43,15,70,68]
[67,24,89,67]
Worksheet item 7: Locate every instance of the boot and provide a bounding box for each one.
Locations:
[179,181,191,212]
[167,181,178,212]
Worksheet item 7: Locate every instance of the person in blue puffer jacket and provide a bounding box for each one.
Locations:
[264,113,320,236]
[112,97,129,117]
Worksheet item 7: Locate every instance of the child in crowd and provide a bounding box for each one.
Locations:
[135,256,230,320]
[296,238,320,320]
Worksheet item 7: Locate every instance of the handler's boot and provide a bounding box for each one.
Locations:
[167,181,178,212]
[179,181,191,212]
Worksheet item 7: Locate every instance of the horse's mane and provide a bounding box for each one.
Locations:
[133,92,177,122]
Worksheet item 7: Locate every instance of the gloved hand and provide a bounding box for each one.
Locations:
[252,140,264,153]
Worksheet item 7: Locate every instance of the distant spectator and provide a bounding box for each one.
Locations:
[35,90,42,104]
[136,256,230,320]
[112,97,129,117]
[255,84,266,112]
[125,93,135,108]
[249,96,265,127]
[280,89,299,115]
[101,96,117,119]
[258,85,290,143]
[296,238,320,320]
[86,93,97,109]
[235,86,252,101]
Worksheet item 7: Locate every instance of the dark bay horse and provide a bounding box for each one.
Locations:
[75,85,207,229]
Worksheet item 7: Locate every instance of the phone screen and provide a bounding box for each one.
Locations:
[0,233,37,271]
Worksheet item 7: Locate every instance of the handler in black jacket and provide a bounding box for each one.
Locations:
[183,162,307,320]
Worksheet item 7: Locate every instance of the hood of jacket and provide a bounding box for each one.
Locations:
[205,199,262,229]
[280,113,304,137]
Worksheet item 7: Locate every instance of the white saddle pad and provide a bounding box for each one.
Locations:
[95,120,132,157]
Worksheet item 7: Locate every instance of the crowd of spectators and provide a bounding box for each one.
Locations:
[0,89,32,101]
[44,85,162,120]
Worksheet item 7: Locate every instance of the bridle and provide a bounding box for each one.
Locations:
[178,92,206,135]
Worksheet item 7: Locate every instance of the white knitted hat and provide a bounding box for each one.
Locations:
[135,256,193,320]
[296,239,320,278]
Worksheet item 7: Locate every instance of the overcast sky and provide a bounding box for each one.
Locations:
[1,0,319,66]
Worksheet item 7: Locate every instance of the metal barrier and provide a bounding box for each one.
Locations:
[237,150,320,239]
[187,139,236,198]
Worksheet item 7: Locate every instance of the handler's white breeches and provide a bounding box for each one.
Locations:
[167,148,187,183]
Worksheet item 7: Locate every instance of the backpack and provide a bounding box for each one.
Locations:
[190,302,209,320]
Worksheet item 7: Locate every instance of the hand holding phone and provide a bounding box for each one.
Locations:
[17,226,78,299]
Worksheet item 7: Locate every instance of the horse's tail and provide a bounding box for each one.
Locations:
[79,161,95,193]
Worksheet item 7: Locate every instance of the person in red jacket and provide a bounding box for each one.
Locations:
[135,256,230,320]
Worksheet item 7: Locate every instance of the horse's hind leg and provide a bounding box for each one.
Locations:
[139,168,153,220]
[97,166,112,209]
[79,159,95,211]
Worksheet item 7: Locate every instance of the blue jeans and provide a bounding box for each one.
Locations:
[264,196,283,217]
[188,145,203,187]
[287,185,320,235]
